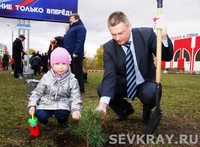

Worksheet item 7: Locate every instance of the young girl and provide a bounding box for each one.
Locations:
[28,47,82,128]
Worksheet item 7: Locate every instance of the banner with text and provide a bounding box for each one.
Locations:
[0,0,78,23]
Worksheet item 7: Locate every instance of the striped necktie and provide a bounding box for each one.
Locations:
[125,42,137,101]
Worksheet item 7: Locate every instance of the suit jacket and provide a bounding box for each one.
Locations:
[101,27,173,98]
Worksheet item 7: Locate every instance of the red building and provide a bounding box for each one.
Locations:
[163,35,200,72]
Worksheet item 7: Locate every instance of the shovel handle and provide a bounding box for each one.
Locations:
[156,0,163,83]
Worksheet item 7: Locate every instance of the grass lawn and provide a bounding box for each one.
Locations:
[0,70,200,146]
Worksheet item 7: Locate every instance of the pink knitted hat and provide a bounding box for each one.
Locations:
[50,47,71,66]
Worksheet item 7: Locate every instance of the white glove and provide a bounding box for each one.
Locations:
[154,15,168,37]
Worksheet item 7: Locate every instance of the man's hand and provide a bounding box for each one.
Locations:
[95,102,108,119]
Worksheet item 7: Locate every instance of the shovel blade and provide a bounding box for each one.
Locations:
[145,108,162,134]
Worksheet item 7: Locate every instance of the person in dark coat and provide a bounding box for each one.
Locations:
[30,55,42,76]
[41,53,49,73]
[12,34,26,78]
[2,53,9,71]
[48,36,64,59]
[63,13,87,93]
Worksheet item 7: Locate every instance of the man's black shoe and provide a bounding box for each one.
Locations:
[115,108,134,121]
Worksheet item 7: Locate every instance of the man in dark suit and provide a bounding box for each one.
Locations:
[96,11,173,125]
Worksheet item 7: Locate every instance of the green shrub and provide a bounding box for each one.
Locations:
[73,105,106,147]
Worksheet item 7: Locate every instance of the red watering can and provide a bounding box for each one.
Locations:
[28,113,40,137]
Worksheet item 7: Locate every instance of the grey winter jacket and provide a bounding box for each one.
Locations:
[27,69,82,113]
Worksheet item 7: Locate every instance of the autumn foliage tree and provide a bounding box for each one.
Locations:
[28,48,37,55]
[93,45,104,68]
[83,57,95,68]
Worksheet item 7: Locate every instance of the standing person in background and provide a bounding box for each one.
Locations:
[41,53,49,73]
[30,55,42,76]
[63,13,87,94]
[96,11,173,126]
[48,36,64,59]
[2,52,9,71]
[12,34,26,78]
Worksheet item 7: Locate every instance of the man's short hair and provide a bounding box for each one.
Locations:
[107,11,129,27]
[70,13,80,20]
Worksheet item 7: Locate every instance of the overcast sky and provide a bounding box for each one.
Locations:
[0,0,200,57]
